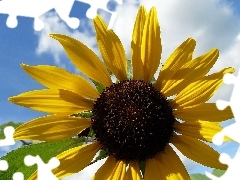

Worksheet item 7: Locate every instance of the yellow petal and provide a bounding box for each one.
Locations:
[171,67,235,108]
[126,161,142,180]
[174,103,233,122]
[93,15,127,81]
[93,156,126,180]
[161,49,219,96]
[174,120,228,142]
[8,89,93,114]
[54,142,101,178]
[92,156,117,180]
[50,34,112,87]
[131,6,146,80]
[14,115,91,141]
[21,64,99,99]
[141,7,161,82]
[171,135,227,169]
[109,160,126,180]
[145,156,167,180]
[155,38,196,92]
[155,144,190,180]
[28,142,101,180]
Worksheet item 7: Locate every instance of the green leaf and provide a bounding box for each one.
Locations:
[189,168,226,180]
[139,160,146,175]
[150,76,156,84]
[89,127,96,138]
[77,111,93,118]
[89,149,108,166]
[91,79,105,93]
[190,173,211,180]
[212,168,226,177]
[0,121,22,139]
[0,138,84,179]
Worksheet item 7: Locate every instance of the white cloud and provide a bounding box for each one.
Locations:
[114,0,240,64]
[35,11,99,68]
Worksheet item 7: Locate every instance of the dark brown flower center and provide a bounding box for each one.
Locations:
[91,80,175,161]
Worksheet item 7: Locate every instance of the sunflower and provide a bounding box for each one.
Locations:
[9,6,234,180]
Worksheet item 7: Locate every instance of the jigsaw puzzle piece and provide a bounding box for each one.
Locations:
[213,122,240,146]
[0,126,15,147]
[207,69,240,179]
[0,160,8,171]
[76,0,122,29]
[0,0,79,30]
[224,70,240,120]
[52,0,80,29]
[13,172,24,180]
[25,155,60,180]
[213,69,240,145]
[76,0,109,18]
[0,0,123,30]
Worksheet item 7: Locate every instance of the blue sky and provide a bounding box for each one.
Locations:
[1,0,240,179]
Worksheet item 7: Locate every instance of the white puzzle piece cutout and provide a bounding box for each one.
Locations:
[212,71,240,146]
[206,69,240,179]
[0,126,14,171]
[0,126,24,179]
[0,126,15,147]
[76,0,123,29]
[0,0,123,30]
[25,155,60,180]
[12,172,24,180]
[0,160,8,171]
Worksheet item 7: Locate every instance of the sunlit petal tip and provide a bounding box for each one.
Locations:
[20,63,31,69]
[209,48,219,59]
[213,48,219,53]
[20,63,27,67]
[8,96,16,103]
[49,33,62,40]
[21,64,31,72]
[139,5,147,11]
[187,37,196,44]
[49,33,59,38]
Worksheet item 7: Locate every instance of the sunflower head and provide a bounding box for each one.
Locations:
[8,5,234,180]
[91,79,175,161]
